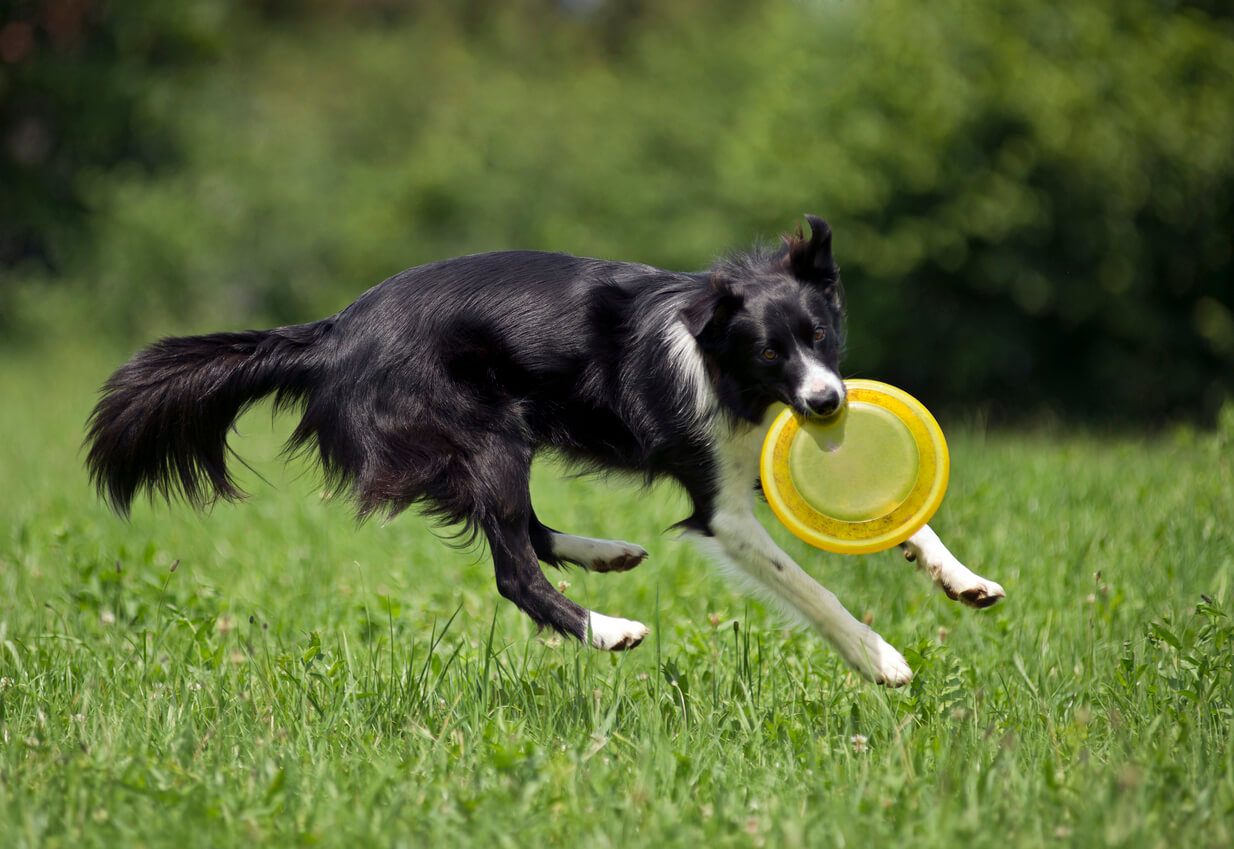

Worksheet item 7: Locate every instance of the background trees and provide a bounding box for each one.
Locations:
[4,0,1232,422]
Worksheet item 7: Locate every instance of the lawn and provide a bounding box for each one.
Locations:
[1,343,1231,848]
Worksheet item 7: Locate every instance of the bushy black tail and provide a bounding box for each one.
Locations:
[85,321,333,516]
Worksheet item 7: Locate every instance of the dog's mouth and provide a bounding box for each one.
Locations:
[795,403,846,423]
[815,403,847,422]
[791,394,848,421]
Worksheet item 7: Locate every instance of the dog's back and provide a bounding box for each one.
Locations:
[286,250,715,521]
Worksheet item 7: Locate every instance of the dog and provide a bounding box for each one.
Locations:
[86,215,1004,686]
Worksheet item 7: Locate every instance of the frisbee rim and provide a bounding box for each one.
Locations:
[760,380,949,554]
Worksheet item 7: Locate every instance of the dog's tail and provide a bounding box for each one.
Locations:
[85,320,334,516]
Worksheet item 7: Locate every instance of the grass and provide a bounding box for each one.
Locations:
[1,342,1232,848]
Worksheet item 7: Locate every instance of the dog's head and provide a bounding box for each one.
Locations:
[682,215,847,423]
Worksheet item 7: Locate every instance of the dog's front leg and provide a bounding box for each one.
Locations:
[900,524,1005,608]
[695,509,913,687]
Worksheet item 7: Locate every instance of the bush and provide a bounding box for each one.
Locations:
[0,0,234,268]
[8,0,1234,423]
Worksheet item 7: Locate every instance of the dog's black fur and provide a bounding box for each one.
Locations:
[86,216,846,648]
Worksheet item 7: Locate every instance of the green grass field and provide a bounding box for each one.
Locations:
[1,345,1232,848]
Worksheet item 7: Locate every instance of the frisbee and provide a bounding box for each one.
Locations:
[760,379,949,554]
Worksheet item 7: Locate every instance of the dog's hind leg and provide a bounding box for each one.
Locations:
[476,456,648,650]
[488,517,649,649]
[553,534,649,572]
[900,524,1005,609]
[528,511,648,573]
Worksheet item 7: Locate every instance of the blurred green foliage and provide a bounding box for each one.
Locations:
[0,0,233,265]
[3,0,1233,423]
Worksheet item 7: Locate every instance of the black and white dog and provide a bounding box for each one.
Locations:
[86,216,1003,686]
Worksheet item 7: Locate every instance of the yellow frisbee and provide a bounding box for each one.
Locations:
[760,379,949,554]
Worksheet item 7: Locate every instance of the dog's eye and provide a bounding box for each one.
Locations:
[813,328,825,342]
[761,348,778,361]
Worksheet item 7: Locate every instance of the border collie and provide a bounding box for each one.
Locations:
[86,216,1004,686]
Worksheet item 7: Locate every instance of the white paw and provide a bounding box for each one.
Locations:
[904,527,1005,609]
[838,627,913,687]
[944,575,1006,609]
[587,612,649,651]
[554,535,648,573]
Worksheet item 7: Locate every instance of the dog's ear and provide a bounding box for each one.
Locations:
[784,215,839,289]
[680,283,744,338]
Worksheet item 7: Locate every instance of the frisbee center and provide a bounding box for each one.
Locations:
[787,402,920,522]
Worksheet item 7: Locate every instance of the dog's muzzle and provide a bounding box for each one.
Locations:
[798,385,846,419]
[796,364,847,418]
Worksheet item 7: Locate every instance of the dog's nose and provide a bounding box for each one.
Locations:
[803,385,845,418]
